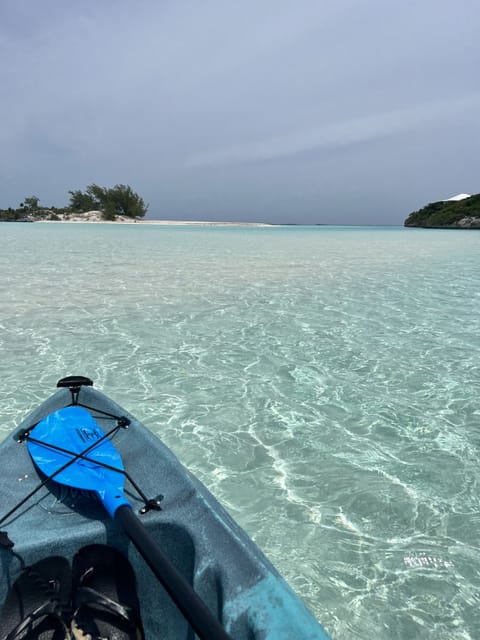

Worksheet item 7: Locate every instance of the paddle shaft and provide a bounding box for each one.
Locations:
[116,505,232,640]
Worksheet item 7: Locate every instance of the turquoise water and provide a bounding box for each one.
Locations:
[1,223,479,639]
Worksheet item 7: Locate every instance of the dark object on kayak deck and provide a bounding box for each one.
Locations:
[71,544,144,640]
[0,556,71,640]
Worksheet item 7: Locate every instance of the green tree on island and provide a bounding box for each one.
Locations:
[68,183,148,219]
[68,186,100,212]
[20,196,41,211]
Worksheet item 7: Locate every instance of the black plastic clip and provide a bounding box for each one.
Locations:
[117,416,131,429]
[16,429,30,443]
[139,495,164,515]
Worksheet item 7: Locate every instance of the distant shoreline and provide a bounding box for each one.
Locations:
[30,211,274,227]
[0,208,276,226]
[36,218,274,227]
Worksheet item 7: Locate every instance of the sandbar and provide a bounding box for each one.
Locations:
[37,212,273,227]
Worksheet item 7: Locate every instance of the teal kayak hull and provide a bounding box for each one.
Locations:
[0,383,331,639]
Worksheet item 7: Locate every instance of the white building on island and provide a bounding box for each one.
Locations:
[444,193,471,201]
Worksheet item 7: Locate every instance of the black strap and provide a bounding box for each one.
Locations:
[5,599,63,640]
[74,585,140,631]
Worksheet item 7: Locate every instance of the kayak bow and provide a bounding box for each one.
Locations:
[0,377,331,640]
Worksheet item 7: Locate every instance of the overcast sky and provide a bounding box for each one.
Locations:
[1,1,478,224]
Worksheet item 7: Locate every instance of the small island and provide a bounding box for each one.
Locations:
[404,193,480,229]
[0,184,273,226]
[0,183,147,223]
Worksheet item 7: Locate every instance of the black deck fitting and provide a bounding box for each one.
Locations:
[57,376,94,405]
[139,495,164,514]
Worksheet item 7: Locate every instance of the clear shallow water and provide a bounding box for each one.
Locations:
[1,222,479,639]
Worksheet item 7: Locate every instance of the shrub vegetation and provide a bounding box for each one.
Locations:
[405,194,480,227]
[0,184,148,221]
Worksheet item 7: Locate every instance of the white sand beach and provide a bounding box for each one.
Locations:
[36,211,273,226]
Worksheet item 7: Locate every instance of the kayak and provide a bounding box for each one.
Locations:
[0,377,331,639]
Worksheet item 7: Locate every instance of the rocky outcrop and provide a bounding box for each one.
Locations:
[406,216,480,229]
[453,216,480,229]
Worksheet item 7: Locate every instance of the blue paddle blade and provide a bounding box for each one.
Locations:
[27,406,131,518]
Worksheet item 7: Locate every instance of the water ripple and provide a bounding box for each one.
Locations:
[1,224,479,638]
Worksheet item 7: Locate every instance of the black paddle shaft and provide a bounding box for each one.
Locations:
[116,506,233,640]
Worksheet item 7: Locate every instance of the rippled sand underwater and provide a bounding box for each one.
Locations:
[1,223,479,639]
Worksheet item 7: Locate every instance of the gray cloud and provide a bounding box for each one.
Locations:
[0,0,478,223]
[186,94,480,168]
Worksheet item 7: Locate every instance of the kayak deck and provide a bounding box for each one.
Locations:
[0,384,330,639]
